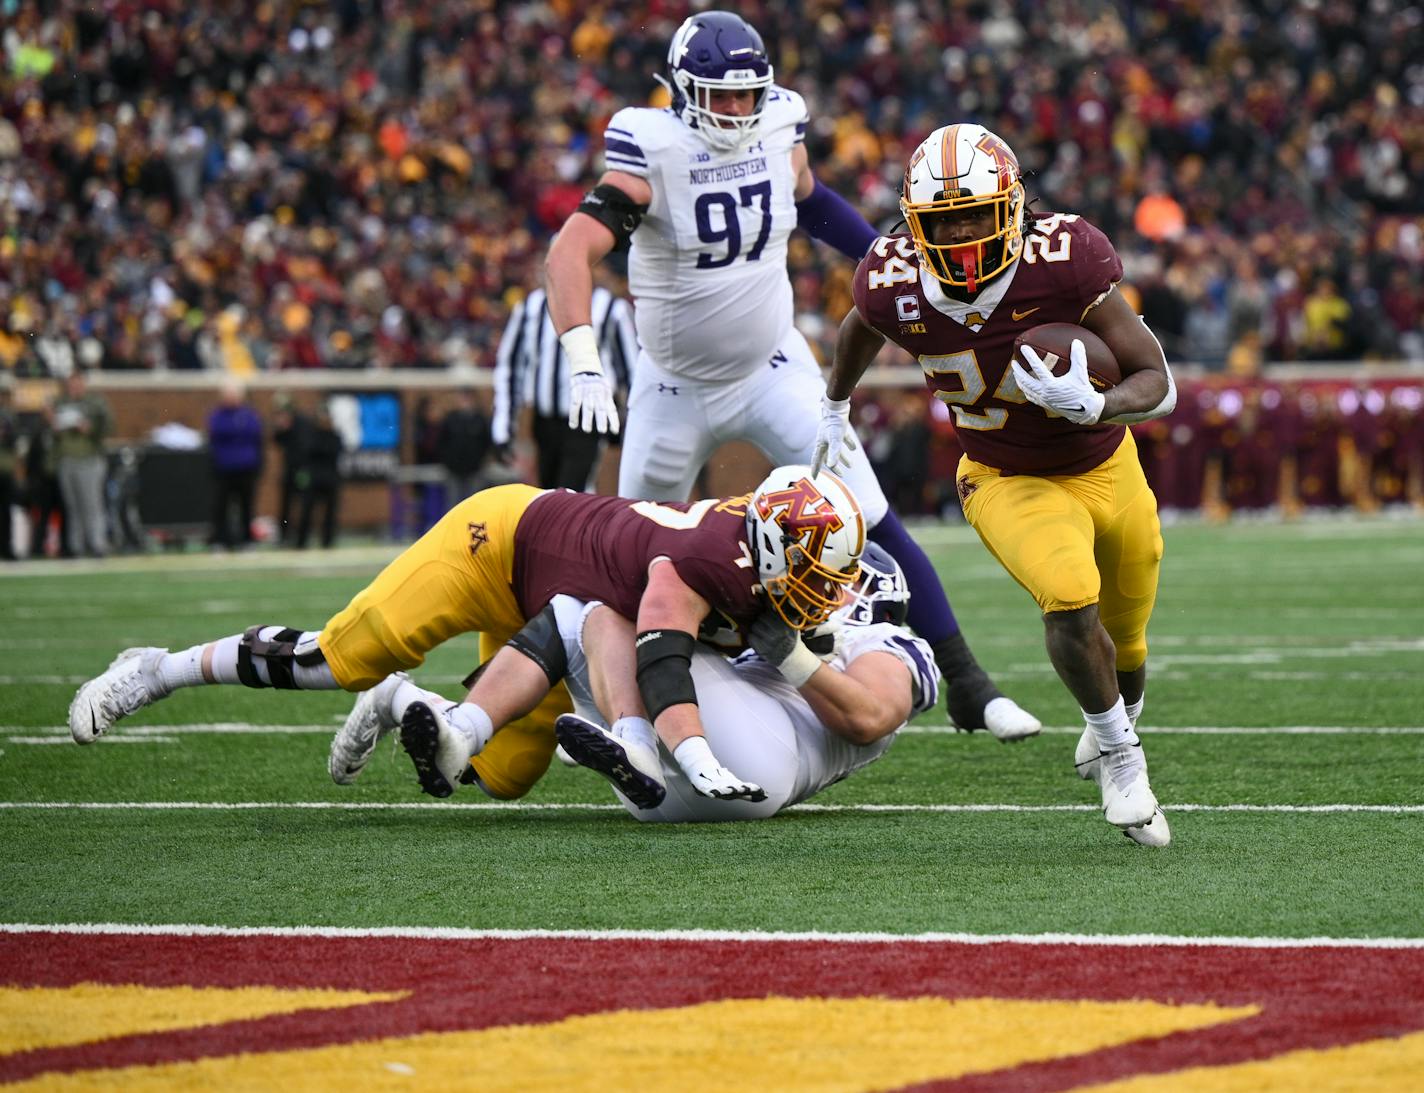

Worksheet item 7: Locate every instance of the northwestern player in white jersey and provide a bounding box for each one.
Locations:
[553,544,939,821]
[545,10,1038,742]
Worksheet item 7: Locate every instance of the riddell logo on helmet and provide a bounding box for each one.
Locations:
[756,479,845,557]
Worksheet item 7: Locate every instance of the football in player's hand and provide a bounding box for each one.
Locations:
[1014,323,1121,391]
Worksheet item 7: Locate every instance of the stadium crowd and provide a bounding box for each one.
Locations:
[0,1,1421,546]
[1,0,1421,378]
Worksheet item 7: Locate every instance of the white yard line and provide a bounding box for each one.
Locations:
[1,921,1420,949]
[1,801,1420,814]
[6,723,1424,739]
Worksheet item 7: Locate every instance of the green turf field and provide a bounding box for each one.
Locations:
[2,516,1421,938]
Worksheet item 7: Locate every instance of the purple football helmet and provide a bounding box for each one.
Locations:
[836,542,910,628]
[663,11,774,150]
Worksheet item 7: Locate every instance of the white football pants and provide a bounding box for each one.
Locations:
[550,596,895,822]
[617,328,890,526]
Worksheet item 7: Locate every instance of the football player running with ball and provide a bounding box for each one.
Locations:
[545,10,1038,742]
[813,124,1177,846]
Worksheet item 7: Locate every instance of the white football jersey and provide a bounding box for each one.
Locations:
[723,622,938,808]
[603,88,807,381]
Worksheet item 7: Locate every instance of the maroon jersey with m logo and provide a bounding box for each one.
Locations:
[513,490,762,628]
[854,214,1126,476]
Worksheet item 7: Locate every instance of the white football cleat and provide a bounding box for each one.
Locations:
[1097,739,1160,829]
[1076,729,1169,845]
[983,697,1042,743]
[554,713,666,809]
[1073,727,1101,781]
[1123,808,1172,847]
[68,647,169,744]
[329,673,406,785]
[399,700,473,799]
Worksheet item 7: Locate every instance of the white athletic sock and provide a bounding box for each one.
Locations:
[1084,697,1137,752]
[1125,694,1144,728]
[611,716,657,753]
[389,678,440,723]
[388,677,493,752]
[157,646,208,691]
[446,703,494,753]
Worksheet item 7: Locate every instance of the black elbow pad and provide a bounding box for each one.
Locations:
[635,629,698,720]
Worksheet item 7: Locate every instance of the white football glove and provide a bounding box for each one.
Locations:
[1013,339,1106,426]
[811,394,857,475]
[673,736,767,802]
[561,325,621,435]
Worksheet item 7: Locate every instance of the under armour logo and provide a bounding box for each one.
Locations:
[658,383,680,395]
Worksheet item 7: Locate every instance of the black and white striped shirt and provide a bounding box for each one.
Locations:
[491,286,638,444]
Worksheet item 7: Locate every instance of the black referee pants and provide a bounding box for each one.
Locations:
[533,414,604,492]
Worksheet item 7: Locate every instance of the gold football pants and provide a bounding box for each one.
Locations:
[957,431,1163,672]
[318,483,571,798]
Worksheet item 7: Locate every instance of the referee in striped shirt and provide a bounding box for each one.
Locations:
[492,281,637,491]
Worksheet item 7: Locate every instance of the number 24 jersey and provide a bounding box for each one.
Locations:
[853,214,1126,476]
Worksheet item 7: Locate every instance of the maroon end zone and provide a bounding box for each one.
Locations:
[3,930,1423,1089]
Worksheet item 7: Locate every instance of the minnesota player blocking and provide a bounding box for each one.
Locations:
[550,544,940,821]
[544,10,1038,741]
[814,124,1178,846]
[68,468,868,807]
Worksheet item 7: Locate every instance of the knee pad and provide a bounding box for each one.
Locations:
[237,626,326,690]
[506,604,569,687]
[639,434,700,492]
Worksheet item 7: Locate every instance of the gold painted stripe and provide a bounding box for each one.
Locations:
[3,995,1257,1092]
[1067,1028,1424,1092]
[0,985,407,1056]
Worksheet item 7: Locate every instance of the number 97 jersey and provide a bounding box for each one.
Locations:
[603,90,808,381]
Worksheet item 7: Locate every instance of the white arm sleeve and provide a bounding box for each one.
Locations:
[1103,361,1177,426]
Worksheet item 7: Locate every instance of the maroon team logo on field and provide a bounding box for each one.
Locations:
[3,930,1423,1088]
[756,478,845,559]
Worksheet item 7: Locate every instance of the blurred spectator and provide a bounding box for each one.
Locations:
[438,388,493,501]
[867,392,933,516]
[0,0,1420,385]
[1302,278,1352,360]
[0,388,18,560]
[206,382,263,549]
[51,371,111,558]
[271,394,315,545]
[24,412,65,558]
[295,406,342,549]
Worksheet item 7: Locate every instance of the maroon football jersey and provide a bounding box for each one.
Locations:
[513,490,762,629]
[854,214,1126,475]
